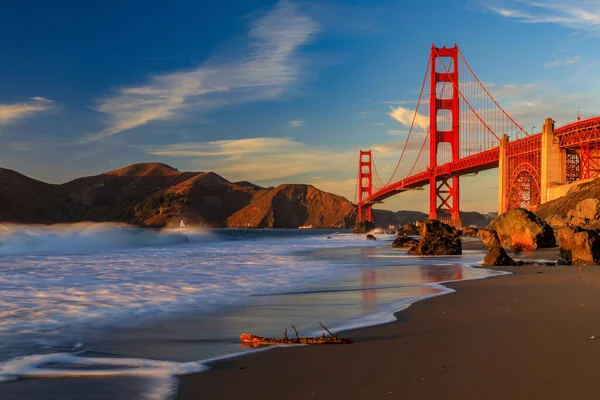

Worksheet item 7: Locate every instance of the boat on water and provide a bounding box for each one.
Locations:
[298,225,313,229]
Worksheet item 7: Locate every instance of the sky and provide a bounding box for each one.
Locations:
[2,0,600,213]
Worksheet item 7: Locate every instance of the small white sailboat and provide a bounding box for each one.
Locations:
[179,219,186,228]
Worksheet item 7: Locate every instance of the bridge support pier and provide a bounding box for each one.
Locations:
[497,133,509,213]
[540,118,566,204]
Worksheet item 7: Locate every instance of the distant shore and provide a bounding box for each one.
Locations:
[176,254,600,399]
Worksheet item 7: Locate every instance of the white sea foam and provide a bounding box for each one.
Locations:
[0,224,379,362]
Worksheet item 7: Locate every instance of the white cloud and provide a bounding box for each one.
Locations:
[486,1,600,33]
[544,56,581,67]
[93,0,319,140]
[0,97,55,124]
[388,105,429,132]
[288,120,304,127]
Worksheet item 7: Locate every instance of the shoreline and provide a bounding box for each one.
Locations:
[176,261,600,400]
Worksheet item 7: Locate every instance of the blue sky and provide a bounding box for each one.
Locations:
[1,0,600,213]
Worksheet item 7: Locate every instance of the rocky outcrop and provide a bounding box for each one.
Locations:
[488,208,556,250]
[537,177,600,221]
[391,236,419,248]
[557,226,600,265]
[408,220,462,256]
[366,234,377,240]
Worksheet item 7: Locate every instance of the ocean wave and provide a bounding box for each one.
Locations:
[0,223,213,256]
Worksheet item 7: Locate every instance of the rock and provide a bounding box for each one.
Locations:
[396,223,420,236]
[366,234,377,240]
[488,208,556,250]
[478,229,501,247]
[557,226,600,265]
[546,214,567,230]
[574,198,600,221]
[570,216,588,229]
[391,236,419,248]
[461,226,479,237]
[408,220,462,256]
[353,221,375,234]
[483,246,517,266]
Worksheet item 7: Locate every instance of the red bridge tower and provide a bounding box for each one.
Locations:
[429,45,461,226]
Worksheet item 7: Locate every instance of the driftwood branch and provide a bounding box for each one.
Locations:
[319,322,337,338]
[240,323,352,347]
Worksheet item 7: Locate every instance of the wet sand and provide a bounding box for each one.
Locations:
[177,261,600,399]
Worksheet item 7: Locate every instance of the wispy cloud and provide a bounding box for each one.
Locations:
[146,137,355,181]
[386,129,409,135]
[0,97,56,124]
[544,56,581,67]
[288,120,304,127]
[486,1,600,33]
[93,1,319,140]
[388,105,429,132]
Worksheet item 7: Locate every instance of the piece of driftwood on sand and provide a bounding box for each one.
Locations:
[240,323,352,347]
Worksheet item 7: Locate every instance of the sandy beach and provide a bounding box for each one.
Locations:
[177,263,600,399]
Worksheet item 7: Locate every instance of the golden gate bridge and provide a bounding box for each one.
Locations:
[356,44,600,227]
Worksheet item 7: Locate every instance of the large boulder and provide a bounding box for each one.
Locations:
[478,228,502,247]
[353,221,375,234]
[488,208,556,250]
[408,220,462,256]
[391,236,419,248]
[557,226,600,265]
[483,246,517,266]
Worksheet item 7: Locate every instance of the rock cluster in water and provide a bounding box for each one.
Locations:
[407,220,462,256]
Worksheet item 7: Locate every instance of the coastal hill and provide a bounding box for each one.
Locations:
[0,163,356,228]
[0,162,492,228]
[536,177,600,220]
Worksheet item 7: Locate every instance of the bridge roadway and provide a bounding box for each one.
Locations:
[365,147,501,204]
[364,115,600,209]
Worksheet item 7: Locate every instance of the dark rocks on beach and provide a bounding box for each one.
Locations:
[391,236,419,248]
[353,221,375,234]
[366,234,377,240]
[408,220,462,256]
[488,208,556,250]
[483,246,517,266]
[478,229,517,266]
[396,223,420,236]
[557,226,600,266]
[461,226,479,237]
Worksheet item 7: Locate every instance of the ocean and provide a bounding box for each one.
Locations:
[0,223,502,399]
